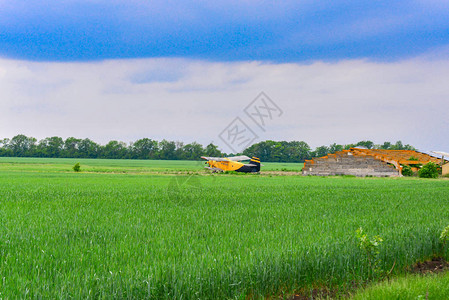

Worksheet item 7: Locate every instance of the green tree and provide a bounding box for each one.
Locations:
[78,139,100,158]
[9,134,37,157]
[244,140,312,162]
[356,140,374,149]
[63,137,82,158]
[0,136,420,162]
[243,140,279,162]
[380,142,392,149]
[288,141,312,162]
[103,141,128,159]
[391,141,404,150]
[312,145,330,158]
[418,162,440,178]
[181,142,204,160]
[131,138,158,159]
[401,165,414,176]
[0,138,12,157]
[0,138,7,148]
[158,140,177,160]
[389,140,415,151]
[73,162,81,172]
[344,143,357,150]
[175,141,185,160]
[37,136,64,157]
[205,143,222,157]
[329,143,343,154]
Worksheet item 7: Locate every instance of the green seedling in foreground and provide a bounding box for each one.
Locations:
[356,227,384,278]
[73,162,81,172]
[440,225,449,254]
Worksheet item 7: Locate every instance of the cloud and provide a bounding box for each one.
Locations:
[0,1,448,61]
[0,55,448,153]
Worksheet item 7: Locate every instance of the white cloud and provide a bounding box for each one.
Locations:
[0,56,448,152]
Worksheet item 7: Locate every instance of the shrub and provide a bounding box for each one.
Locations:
[410,163,422,169]
[418,162,439,178]
[401,165,414,177]
[73,163,81,172]
[440,225,449,255]
[441,225,449,245]
[356,227,383,277]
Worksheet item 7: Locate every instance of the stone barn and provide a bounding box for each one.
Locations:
[302,148,446,177]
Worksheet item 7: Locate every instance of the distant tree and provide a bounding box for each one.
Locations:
[391,140,404,150]
[0,138,7,148]
[0,135,419,161]
[131,138,158,159]
[78,139,100,158]
[273,141,305,162]
[243,140,312,162]
[243,140,273,161]
[37,136,64,157]
[390,140,415,151]
[181,142,204,160]
[288,141,312,162]
[175,141,185,160]
[9,134,37,157]
[0,139,6,154]
[344,143,356,150]
[0,138,11,157]
[380,142,392,149]
[329,143,344,154]
[243,143,261,161]
[103,141,128,159]
[158,140,177,160]
[312,145,330,158]
[356,140,374,149]
[401,143,416,151]
[271,141,285,162]
[63,137,82,158]
[342,141,416,151]
[205,143,222,157]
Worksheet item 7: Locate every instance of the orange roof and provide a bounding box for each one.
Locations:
[307,148,444,173]
[349,148,442,166]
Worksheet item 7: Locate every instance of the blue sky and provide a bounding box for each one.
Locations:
[1,0,449,62]
[1,1,449,152]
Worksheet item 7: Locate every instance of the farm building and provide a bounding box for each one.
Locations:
[302,148,448,177]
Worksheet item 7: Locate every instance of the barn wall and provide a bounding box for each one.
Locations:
[443,163,449,176]
[302,152,400,177]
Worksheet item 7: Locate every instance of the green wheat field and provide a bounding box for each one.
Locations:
[0,157,448,298]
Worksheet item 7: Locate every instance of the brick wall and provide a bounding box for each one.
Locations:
[302,151,400,177]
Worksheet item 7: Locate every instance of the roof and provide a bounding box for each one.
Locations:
[348,148,444,166]
[305,148,446,172]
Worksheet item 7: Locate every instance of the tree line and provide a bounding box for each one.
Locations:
[242,140,415,162]
[0,135,415,163]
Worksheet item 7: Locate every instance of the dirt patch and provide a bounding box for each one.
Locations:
[260,171,301,176]
[279,258,449,299]
[411,257,449,274]
[284,287,338,300]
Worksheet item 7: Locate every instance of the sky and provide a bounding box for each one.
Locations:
[1,0,449,153]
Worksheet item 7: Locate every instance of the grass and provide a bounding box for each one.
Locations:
[352,273,449,299]
[0,157,448,298]
[0,157,302,173]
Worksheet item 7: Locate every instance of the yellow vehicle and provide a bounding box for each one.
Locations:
[201,155,261,173]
